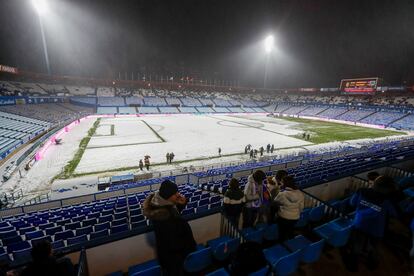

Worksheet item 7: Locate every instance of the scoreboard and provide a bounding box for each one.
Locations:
[340,78,379,94]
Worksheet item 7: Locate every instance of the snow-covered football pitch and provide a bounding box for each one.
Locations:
[75,114,312,174]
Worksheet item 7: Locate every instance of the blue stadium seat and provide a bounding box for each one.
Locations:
[54,230,74,241]
[114,211,128,220]
[72,215,86,223]
[13,248,32,261]
[131,265,161,276]
[309,205,325,223]
[52,240,65,250]
[263,245,301,276]
[182,208,195,216]
[128,259,159,276]
[197,205,209,212]
[263,224,279,242]
[65,221,81,230]
[0,230,18,240]
[112,218,128,227]
[25,230,44,240]
[0,225,15,232]
[129,209,142,217]
[7,241,31,254]
[45,226,63,236]
[207,236,240,261]
[31,236,52,245]
[206,268,229,276]
[38,222,55,230]
[90,230,109,240]
[248,266,270,276]
[82,218,97,227]
[56,218,71,226]
[76,226,93,236]
[314,223,352,247]
[111,224,129,234]
[183,247,213,273]
[67,234,88,246]
[244,229,264,244]
[284,235,325,263]
[0,253,11,263]
[131,221,148,229]
[2,235,23,246]
[95,222,111,232]
[295,208,311,228]
[98,214,113,224]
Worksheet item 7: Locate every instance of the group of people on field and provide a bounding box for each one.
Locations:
[245,144,275,159]
[138,155,151,171]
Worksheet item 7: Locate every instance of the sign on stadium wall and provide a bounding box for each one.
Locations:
[0,96,16,106]
[0,64,18,74]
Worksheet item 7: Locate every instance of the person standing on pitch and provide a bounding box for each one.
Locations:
[139,159,143,171]
[143,180,196,275]
[166,153,170,164]
[218,147,222,156]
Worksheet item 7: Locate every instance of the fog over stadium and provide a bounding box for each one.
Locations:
[1,1,414,275]
[0,0,414,88]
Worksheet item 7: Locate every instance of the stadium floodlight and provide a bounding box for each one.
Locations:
[31,0,51,75]
[264,35,274,53]
[32,0,49,16]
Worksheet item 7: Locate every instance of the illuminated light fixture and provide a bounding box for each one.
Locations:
[264,35,274,53]
[32,0,49,16]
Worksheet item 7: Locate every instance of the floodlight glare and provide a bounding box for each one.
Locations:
[32,0,49,16]
[264,35,274,53]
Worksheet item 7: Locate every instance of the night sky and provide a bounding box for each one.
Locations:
[0,0,413,88]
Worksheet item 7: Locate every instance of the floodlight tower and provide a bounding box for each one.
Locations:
[32,0,51,75]
[263,35,274,89]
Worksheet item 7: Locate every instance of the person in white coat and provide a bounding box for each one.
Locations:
[274,175,304,241]
[243,170,266,228]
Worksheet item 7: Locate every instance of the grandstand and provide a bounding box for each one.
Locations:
[1,1,414,273]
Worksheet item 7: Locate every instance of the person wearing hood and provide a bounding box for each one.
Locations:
[143,180,196,275]
[223,178,245,228]
[243,170,266,228]
[274,175,304,241]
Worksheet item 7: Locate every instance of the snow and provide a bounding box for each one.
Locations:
[0,118,95,201]
[75,114,311,174]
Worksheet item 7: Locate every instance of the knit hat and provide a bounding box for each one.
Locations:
[159,180,178,199]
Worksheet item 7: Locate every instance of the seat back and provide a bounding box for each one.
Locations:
[132,265,161,276]
[263,224,278,241]
[213,238,240,261]
[331,225,352,247]
[295,208,310,228]
[273,249,301,276]
[245,229,264,244]
[309,205,325,223]
[183,247,213,273]
[302,239,325,263]
[248,266,269,276]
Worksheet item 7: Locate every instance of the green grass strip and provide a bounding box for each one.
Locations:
[56,118,101,179]
[141,120,166,142]
[282,117,404,144]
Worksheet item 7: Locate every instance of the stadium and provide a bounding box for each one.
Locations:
[0,0,414,275]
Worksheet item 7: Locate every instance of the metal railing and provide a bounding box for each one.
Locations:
[77,248,89,276]
[220,212,245,243]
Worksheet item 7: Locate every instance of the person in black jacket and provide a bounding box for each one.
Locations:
[223,178,245,228]
[143,180,196,276]
[20,240,75,276]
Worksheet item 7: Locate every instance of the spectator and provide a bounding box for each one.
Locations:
[223,178,245,228]
[144,157,150,170]
[274,175,304,241]
[170,152,175,163]
[267,170,288,223]
[166,153,170,163]
[20,240,75,276]
[139,159,143,171]
[349,175,399,270]
[143,180,196,275]
[367,171,380,188]
[243,170,266,228]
